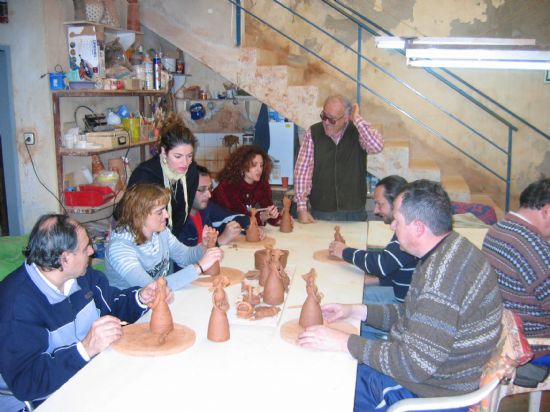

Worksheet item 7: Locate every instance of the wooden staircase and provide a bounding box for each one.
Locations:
[141,6,503,219]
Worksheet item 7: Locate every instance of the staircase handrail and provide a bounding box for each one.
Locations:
[229,0,515,210]
[325,0,549,141]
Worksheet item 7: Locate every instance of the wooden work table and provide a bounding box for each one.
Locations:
[36,220,488,411]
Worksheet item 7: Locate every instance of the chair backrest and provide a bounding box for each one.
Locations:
[473,309,533,412]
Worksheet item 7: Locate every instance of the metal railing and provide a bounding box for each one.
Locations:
[229,0,546,211]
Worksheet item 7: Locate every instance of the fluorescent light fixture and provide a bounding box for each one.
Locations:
[406,46,550,70]
[407,58,550,70]
[375,36,536,49]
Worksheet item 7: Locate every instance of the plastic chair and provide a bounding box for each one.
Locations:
[387,310,549,412]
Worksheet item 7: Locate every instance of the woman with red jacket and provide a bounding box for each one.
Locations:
[212,145,280,226]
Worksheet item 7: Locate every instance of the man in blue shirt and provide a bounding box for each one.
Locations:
[329,175,418,339]
[0,214,170,410]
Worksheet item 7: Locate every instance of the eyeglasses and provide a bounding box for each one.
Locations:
[197,186,213,193]
[320,111,345,125]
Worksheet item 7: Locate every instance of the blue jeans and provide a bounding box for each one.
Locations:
[361,286,398,340]
[354,364,469,412]
[310,208,367,222]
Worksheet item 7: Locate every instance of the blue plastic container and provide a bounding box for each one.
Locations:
[49,72,66,90]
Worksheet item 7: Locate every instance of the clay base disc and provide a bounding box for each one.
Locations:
[230,234,276,249]
[192,266,244,287]
[312,249,346,264]
[112,323,195,356]
[280,318,358,347]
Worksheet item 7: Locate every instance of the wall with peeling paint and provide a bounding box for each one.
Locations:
[242,0,549,207]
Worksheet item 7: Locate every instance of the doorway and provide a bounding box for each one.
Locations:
[0,46,24,235]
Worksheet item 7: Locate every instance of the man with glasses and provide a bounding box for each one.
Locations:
[178,165,256,247]
[294,95,384,223]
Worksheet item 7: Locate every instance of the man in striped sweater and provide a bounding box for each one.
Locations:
[329,175,417,340]
[482,177,550,360]
[299,180,502,411]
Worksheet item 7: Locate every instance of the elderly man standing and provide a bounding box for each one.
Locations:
[328,175,417,340]
[0,214,171,410]
[293,95,384,223]
[298,180,502,411]
[482,177,550,361]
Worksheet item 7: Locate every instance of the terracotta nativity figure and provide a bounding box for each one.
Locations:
[207,275,231,342]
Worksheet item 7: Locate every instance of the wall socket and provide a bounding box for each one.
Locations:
[24,132,35,145]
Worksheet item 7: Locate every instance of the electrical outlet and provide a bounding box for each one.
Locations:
[24,132,35,145]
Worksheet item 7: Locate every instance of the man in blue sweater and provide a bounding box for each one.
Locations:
[179,165,262,246]
[328,175,417,339]
[0,214,171,410]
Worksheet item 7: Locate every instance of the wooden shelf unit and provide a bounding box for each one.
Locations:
[52,89,166,213]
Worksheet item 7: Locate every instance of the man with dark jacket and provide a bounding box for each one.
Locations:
[179,165,259,246]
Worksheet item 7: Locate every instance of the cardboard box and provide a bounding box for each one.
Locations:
[86,130,129,149]
[67,25,105,80]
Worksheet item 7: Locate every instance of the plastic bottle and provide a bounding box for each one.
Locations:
[144,53,153,90]
[153,54,162,90]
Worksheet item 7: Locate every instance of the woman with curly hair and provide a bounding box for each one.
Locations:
[212,145,280,226]
[105,184,223,290]
[124,112,199,243]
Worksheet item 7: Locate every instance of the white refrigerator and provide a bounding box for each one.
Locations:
[268,121,294,185]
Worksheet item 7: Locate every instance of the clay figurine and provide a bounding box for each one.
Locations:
[203,227,220,277]
[271,249,290,291]
[262,256,286,305]
[242,283,261,306]
[299,268,324,328]
[334,225,345,244]
[207,275,230,342]
[246,208,261,242]
[148,277,174,344]
[236,301,255,319]
[254,305,280,320]
[279,195,293,233]
[258,251,272,287]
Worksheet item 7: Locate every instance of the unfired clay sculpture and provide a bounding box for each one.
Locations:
[299,269,324,328]
[149,277,174,344]
[203,228,220,276]
[334,225,345,244]
[279,196,293,233]
[207,275,231,342]
[246,208,261,242]
[262,256,285,305]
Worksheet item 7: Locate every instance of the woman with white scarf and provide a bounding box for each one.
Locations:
[125,113,199,243]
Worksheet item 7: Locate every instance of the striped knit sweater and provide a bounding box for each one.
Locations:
[342,233,417,301]
[348,231,502,398]
[482,212,550,357]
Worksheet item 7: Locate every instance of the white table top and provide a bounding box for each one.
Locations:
[37,221,369,412]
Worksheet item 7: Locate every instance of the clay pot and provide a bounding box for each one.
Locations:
[149,278,174,343]
[299,269,323,328]
[254,248,289,270]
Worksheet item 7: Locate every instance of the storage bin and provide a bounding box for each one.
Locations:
[64,185,114,207]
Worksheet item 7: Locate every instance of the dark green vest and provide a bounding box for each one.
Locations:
[310,122,366,212]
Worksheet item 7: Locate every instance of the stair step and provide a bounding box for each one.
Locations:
[367,139,410,180]
[441,175,471,202]
[470,194,504,221]
[408,159,441,181]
